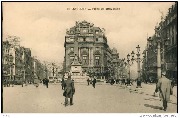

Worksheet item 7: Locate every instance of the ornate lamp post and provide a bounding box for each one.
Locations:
[126,54,133,86]
[131,45,145,88]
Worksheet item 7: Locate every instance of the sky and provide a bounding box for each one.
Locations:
[3,2,175,66]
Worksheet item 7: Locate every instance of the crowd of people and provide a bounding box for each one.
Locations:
[3,77,50,88]
[105,78,134,87]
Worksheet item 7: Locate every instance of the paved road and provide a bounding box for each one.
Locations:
[2,82,177,113]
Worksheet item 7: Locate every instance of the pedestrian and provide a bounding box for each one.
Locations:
[87,78,90,86]
[90,78,92,84]
[116,78,120,84]
[155,71,173,111]
[92,77,96,88]
[63,75,75,106]
[43,78,46,85]
[61,77,65,90]
[21,80,24,87]
[4,79,7,87]
[110,78,115,85]
[126,79,131,86]
[45,78,49,88]
[11,78,15,87]
[136,78,142,88]
[171,78,175,88]
[121,78,125,85]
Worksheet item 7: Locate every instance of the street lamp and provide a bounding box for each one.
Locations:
[131,45,145,88]
[126,54,133,86]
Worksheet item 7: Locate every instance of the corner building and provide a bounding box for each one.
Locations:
[64,21,112,79]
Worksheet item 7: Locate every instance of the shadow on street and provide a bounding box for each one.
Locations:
[144,104,163,110]
[144,98,160,101]
[168,101,177,105]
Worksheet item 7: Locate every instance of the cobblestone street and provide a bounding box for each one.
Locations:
[3,82,177,113]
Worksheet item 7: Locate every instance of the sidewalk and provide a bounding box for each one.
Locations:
[114,82,177,105]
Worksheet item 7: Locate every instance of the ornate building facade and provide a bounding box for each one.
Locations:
[161,3,177,83]
[64,21,115,79]
[142,3,177,83]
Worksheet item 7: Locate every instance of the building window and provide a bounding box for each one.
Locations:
[82,55,88,65]
[96,38,98,41]
[95,56,100,65]
[83,38,86,41]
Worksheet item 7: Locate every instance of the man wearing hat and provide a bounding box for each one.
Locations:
[63,75,75,106]
[156,71,173,111]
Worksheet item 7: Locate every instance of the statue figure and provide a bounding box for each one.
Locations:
[74,54,78,60]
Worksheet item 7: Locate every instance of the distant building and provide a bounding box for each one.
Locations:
[22,48,32,82]
[111,48,120,79]
[32,57,45,81]
[63,21,122,80]
[2,36,56,84]
[2,41,12,81]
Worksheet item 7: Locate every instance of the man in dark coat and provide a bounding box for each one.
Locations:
[43,78,45,85]
[45,78,49,88]
[110,78,115,85]
[156,71,173,111]
[92,77,96,88]
[64,75,75,106]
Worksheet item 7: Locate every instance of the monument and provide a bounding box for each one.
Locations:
[70,54,88,82]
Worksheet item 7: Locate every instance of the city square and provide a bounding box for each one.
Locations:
[3,82,177,113]
[2,2,178,114]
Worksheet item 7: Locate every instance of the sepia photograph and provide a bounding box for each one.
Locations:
[1,1,178,115]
